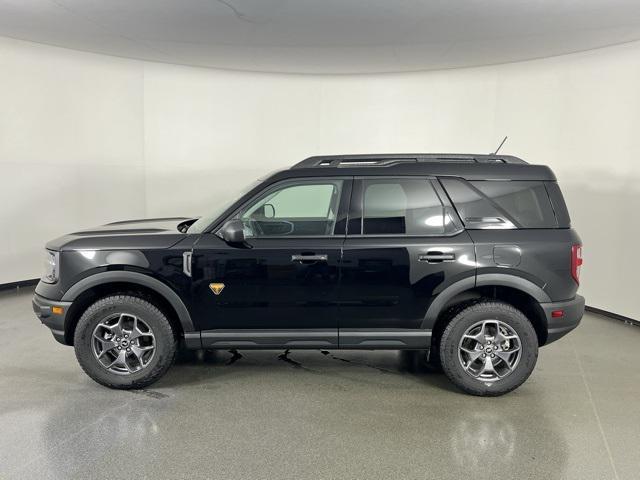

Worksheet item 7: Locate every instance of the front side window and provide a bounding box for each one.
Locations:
[360,178,449,235]
[239,180,344,237]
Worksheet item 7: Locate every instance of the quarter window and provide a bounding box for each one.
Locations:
[240,180,344,237]
[440,178,557,229]
[360,178,449,235]
[470,181,557,228]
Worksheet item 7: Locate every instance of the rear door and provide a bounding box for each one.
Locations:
[338,176,475,348]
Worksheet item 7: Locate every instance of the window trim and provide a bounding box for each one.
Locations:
[215,176,353,240]
[347,176,464,238]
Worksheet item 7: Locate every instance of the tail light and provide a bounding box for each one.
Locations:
[571,244,583,284]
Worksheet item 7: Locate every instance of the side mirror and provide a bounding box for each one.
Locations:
[264,203,275,219]
[220,219,246,244]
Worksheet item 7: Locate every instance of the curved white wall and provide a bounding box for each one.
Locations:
[1,36,639,319]
[0,38,145,287]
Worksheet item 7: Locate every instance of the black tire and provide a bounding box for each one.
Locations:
[439,300,538,396]
[74,295,177,389]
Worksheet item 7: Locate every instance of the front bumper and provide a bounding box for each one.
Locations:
[32,293,72,345]
[541,294,585,345]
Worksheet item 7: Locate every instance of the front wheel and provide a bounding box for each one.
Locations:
[74,295,177,389]
[440,301,538,396]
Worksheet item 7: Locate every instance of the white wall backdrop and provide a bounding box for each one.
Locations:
[0,38,145,286]
[1,36,639,319]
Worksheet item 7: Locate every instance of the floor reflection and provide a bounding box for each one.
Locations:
[22,349,570,479]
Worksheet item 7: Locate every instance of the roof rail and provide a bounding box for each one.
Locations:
[292,153,527,169]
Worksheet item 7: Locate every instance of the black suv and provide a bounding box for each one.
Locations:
[33,154,584,396]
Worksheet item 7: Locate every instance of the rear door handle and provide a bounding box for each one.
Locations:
[291,254,328,263]
[419,252,456,263]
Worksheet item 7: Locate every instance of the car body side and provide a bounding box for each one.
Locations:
[32,163,584,351]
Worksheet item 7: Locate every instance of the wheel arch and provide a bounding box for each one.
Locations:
[424,275,549,348]
[61,271,195,346]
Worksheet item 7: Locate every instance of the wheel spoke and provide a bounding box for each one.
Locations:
[97,341,118,358]
[495,349,514,364]
[127,315,140,339]
[131,345,153,364]
[493,328,508,345]
[123,353,136,373]
[460,347,483,363]
[463,324,485,343]
[478,356,497,376]
[105,350,127,369]
[102,314,126,337]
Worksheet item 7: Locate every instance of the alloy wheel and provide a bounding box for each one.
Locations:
[457,320,522,382]
[92,313,156,375]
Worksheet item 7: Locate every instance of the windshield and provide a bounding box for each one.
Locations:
[188,178,263,234]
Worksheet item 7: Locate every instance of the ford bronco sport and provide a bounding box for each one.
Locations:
[33,154,584,396]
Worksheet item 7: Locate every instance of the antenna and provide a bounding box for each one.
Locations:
[493,136,508,155]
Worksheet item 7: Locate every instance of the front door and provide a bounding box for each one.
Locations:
[338,177,476,348]
[191,177,351,349]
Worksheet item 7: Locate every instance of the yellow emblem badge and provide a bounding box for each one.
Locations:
[209,283,225,295]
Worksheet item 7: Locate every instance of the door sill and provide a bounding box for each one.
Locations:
[200,329,338,349]
[189,328,431,350]
[339,328,431,349]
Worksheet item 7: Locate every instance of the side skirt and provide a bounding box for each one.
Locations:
[339,329,431,349]
[186,329,431,350]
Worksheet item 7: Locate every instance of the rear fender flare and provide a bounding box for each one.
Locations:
[420,274,550,329]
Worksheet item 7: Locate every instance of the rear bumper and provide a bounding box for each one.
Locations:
[541,294,585,345]
[32,293,72,345]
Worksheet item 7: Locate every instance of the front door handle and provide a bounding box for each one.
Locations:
[291,254,328,263]
[419,252,456,263]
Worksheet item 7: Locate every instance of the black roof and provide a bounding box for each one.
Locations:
[281,154,556,181]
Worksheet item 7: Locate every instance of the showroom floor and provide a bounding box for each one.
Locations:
[1,287,638,480]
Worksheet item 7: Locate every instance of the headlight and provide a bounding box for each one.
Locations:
[42,250,59,284]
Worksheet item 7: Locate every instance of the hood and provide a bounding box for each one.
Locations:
[45,217,194,251]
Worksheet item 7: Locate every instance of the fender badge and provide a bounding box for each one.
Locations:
[209,283,225,295]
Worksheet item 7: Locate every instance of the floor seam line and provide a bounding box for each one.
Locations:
[570,337,620,480]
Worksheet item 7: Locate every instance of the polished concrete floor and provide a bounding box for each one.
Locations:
[1,287,639,480]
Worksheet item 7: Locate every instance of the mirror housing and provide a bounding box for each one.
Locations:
[220,219,246,245]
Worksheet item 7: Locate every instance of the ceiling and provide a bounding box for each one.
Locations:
[2,0,640,74]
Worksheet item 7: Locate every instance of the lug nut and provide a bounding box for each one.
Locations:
[491,354,495,358]
[482,353,486,358]
[126,348,131,352]
[124,335,129,339]
[117,346,121,350]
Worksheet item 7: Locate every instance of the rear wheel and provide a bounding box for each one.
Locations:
[74,295,177,389]
[440,301,538,396]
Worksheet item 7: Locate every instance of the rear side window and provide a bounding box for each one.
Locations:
[440,178,557,229]
[359,178,452,235]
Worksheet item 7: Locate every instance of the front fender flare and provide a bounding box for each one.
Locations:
[62,271,195,332]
